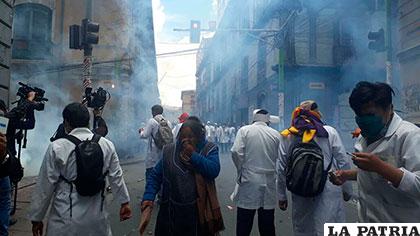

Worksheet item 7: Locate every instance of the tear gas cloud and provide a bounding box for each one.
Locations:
[11,0,160,176]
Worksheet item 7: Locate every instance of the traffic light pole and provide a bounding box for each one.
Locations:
[83,45,93,92]
[385,0,392,85]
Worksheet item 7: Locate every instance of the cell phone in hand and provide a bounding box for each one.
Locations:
[328,171,337,178]
[346,152,357,159]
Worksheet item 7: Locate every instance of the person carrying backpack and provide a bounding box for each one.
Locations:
[139,105,172,181]
[277,100,352,236]
[29,103,132,236]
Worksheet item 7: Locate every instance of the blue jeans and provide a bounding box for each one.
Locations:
[0,176,10,236]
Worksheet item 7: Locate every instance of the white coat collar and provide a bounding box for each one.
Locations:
[253,121,268,126]
[69,127,93,136]
[384,113,402,138]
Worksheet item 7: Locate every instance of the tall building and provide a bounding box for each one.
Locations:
[181,90,196,115]
[0,0,13,104]
[9,0,160,159]
[398,0,420,124]
[196,0,401,148]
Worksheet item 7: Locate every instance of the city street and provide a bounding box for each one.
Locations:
[9,152,358,236]
[106,152,359,236]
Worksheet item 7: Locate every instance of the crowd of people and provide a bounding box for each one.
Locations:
[0,81,419,236]
[204,122,237,153]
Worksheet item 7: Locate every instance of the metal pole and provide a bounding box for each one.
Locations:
[86,0,92,19]
[84,0,93,91]
[83,46,93,92]
[385,0,392,85]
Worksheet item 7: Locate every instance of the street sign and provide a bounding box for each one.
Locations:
[309,82,325,90]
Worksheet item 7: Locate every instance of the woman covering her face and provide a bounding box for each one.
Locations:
[139,117,224,236]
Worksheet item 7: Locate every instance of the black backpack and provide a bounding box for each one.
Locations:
[286,137,332,197]
[63,134,108,197]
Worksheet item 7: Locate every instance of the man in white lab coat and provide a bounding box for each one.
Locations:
[231,109,280,236]
[278,101,353,236]
[29,103,132,236]
[215,123,223,146]
[330,81,420,222]
[139,105,172,180]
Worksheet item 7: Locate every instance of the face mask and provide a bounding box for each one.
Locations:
[355,115,386,140]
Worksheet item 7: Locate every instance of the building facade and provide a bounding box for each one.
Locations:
[196,0,401,147]
[181,90,196,115]
[9,0,160,158]
[398,0,420,124]
[0,0,13,104]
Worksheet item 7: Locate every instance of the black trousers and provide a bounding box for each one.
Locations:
[236,207,275,236]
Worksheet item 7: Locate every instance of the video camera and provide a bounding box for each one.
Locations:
[83,87,110,109]
[16,82,48,111]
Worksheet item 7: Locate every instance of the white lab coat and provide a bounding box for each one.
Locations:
[29,128,130,236]
[229,127,236,143]
[354,113,420,222]
[216,126,223,143]
[172,123,182,141]
[278,125,353,236]
[140,115,172,169]
[205,125,215,142]
[221,127,230,144]
[231,122,281,209]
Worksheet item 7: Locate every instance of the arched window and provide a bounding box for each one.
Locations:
[12,3,52,60]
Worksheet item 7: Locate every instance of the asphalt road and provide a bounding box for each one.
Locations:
[106,153,359,236]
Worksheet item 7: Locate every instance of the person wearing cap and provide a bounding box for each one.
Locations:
[278,101,352,236]
[205,121,216,142]
[230,109,281,236]
[172,112,189,140]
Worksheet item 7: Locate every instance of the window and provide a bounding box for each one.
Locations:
[257,40,267,80]
[12,3,52,59]
[241,57,249,91]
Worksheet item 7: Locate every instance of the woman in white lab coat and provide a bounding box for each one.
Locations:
[278,101,353,236]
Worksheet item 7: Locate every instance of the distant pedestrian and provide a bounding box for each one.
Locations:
[205,121,215,142]
[215,124,223,146]
[231,109,280,236]
[139,117,224,236]
[228,125,236,149]
[221,124,229,153]
[29,103,132,236]
[278,100,352,236]
[172,112,189,140]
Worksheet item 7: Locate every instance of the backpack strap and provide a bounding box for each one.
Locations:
[65,135,82,146]
[91,134,101,143]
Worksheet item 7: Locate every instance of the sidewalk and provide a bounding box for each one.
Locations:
[9,176,37,236]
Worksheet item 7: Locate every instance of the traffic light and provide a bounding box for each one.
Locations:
[190,20,201,44]
[368,28,385,52]
[81,18,100,46]
[69,25,81,49]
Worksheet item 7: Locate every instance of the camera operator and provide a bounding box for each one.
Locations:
[6,91,38,157]
[0,97,28,236]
